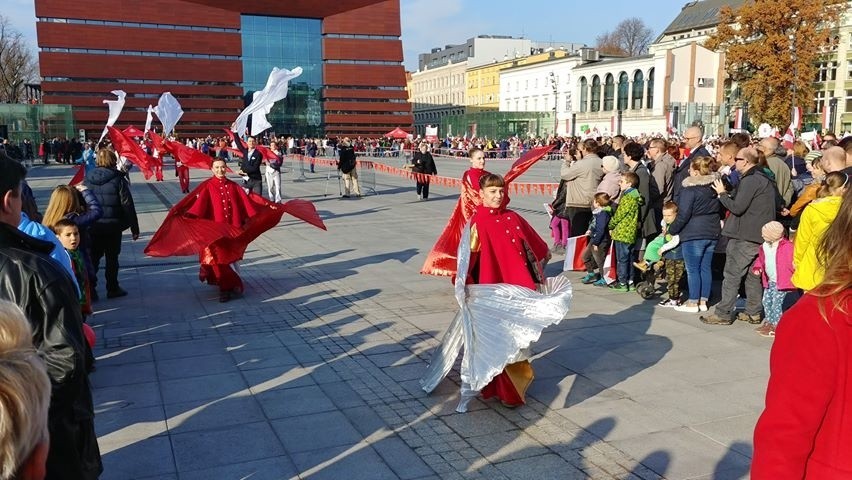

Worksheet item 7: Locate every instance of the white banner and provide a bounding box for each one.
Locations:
[98,90,126,144]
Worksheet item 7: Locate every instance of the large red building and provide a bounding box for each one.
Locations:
[34,0,412,138]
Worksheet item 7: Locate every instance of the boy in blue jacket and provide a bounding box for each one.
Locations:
[581,192,613,285]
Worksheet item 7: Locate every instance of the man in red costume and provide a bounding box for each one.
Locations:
[467,173,551,407]
[146,158,325,302]
[176,140,191,193]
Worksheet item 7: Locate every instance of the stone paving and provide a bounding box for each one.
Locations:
[24,155,768,479]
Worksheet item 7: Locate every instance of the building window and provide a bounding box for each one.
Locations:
[631,70,644,110]
[617,72,628,111]
[604,74,615,111]
[579,77,588,113]
[814,90,827,113]
[524,99,528,111]
[846,90,852,112]
[590,75,601,112]
[646,68,655,109]
[533,97,538,111]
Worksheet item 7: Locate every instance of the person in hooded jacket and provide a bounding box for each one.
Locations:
[84,149,139,299]
[791,171,847,292]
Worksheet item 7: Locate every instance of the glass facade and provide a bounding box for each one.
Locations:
[0,104,75,143]
[241,15,323,137]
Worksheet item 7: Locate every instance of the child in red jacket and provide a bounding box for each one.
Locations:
[751,221,795,337]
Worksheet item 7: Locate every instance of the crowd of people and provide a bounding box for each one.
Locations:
[0,120,850,478]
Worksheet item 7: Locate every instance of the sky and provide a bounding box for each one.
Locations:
[7,0,692,71]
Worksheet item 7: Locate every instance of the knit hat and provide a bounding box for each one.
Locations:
[761,221,785,243]
[804,150,822,164]
[601,155,621,173]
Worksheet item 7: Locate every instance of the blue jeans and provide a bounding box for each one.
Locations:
[681,239,717,302]
[614,241,635,285]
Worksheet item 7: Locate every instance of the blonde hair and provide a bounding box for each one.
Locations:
[0,301,50,480]
[96,149,117,168]
[42,185,81,229]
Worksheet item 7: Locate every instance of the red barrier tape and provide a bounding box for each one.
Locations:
[286,155,557,197]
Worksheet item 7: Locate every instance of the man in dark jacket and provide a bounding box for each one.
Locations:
[701,146,777,325]
[236,136,264,195]
[411,142,437,200]
[0,153,102,479]
[337,137,361,197]
[672,126,710,203]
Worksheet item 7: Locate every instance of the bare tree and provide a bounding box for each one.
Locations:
[595,17,655,57]
[0,15,37,104]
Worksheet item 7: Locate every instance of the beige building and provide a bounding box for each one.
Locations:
[466,49,572,110]
[409,61,468,136]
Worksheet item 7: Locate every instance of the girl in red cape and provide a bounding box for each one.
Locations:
[466,173,551,407]
[421,145,553,277]
[145,159,325,302]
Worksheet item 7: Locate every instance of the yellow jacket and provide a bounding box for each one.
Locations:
[792,195,842,290]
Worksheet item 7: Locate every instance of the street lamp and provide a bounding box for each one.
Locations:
[549,72,558,135]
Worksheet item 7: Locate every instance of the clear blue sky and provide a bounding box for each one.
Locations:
[7,0,692,71]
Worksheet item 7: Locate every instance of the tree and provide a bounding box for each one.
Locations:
[705,0,845,128]
[595,17,654,57]
[0,15,37,104]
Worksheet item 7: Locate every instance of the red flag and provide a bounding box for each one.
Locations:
[107,126,155,180]
[69,165,85,186]
[781,127,795,150]
[161,138,231,172]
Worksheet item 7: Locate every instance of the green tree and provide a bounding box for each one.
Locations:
[705,0,845,128]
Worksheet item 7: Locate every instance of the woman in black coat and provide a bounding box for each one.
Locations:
[411,142,437,200]
[84,149,139,299]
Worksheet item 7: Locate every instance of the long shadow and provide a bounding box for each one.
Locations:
[315,206,392,221]
[527,300,671,409]
[714,442,752,479]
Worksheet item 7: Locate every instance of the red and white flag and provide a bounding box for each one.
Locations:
[562,235,617,282]
[733,108,744,130]
[790,106,802,131]
[666,111,676,134]
[781,127,796,150]
[813,130,823,150]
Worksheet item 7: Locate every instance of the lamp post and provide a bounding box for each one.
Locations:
[549,72,558,135]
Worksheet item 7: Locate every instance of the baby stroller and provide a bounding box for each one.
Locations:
[635,261,664,299]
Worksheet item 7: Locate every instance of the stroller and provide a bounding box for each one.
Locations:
[635,261,664,299]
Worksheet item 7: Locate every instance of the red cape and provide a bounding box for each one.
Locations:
[420,145,553,276]
[145,176,325,265]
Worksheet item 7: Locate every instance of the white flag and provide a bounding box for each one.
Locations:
[249,90,274,135]
[154,92,184,137]
[144,105,155,134]
[98,90,126,144]
[232,67,303,137]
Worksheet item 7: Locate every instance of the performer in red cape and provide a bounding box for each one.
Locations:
[145,158,326,302]
[421,145,553,276]
[467,173,551,406]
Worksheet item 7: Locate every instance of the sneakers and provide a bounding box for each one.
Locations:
[700,313,735,325]
[737,312,763,325]
[581,272,599,284]
[658,298,680,308]
[698,303,709,312]
[674,302,699,313]
[592,278,609,287]
[609,283,629,292]
[633,261,649,273]
[756,323,776,337]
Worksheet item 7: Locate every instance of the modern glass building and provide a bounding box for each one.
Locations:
[35,0,412,138]
[241,15,324,137]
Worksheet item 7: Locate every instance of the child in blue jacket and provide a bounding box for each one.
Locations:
[581,192,613,285]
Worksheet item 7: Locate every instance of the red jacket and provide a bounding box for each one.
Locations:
[752,293,852,479]
[752,238,796,290]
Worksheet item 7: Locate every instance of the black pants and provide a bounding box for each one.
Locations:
[582,238,611,278]
[565,207,593,237]
[90,228,123,292]
[416,180,430,198]
[245,178,262,195]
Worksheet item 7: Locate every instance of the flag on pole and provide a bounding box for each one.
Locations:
[144,105,155,134]
[232,67,303,136]
[69,165,85,186]
[98,90,126,144]
[666,111,676,134]
[790,106,802,131]
[107,126,156,180]
[733,108,744,130]
[781,127,796,150]
[154,93,184,138]
[813,130,823,150]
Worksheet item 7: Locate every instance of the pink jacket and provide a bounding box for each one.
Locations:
[752,238,795,290]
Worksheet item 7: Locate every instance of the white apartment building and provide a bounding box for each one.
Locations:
[409,61,468,136]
